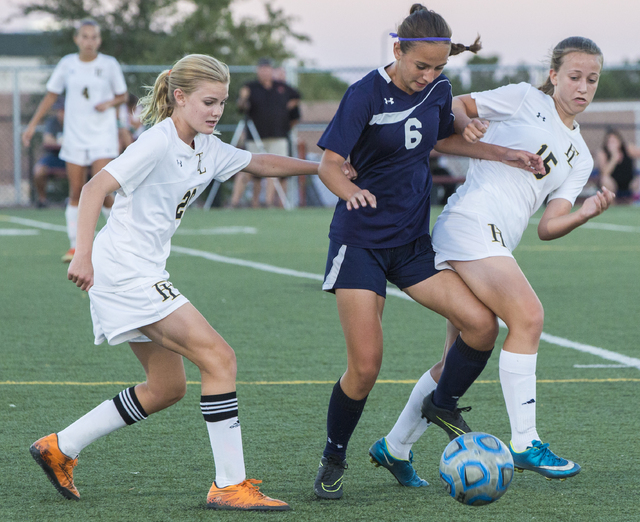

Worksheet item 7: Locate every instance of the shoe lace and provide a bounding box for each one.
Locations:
[532,442,564,465]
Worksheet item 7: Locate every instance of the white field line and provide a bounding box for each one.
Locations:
[528,217,640,233]
[0,215,67,232]
[574,364,632,368]
[0,229,39,235]
[175,226,257,235]
[173,245,640,370]
[4,216,637,369]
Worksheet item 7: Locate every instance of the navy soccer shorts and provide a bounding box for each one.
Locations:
[322,234,439,298]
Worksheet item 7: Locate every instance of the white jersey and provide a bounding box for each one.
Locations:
[440,82,593,251]
[92,118,251,290]
[46,53,127,150]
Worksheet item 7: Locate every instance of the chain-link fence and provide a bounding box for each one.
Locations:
[2,63,640,207]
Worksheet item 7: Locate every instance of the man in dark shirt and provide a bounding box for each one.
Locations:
[231,58,301,207]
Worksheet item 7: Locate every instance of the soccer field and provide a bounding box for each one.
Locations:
[1,205,639,521]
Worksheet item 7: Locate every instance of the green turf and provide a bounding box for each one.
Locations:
[1,204,639,521]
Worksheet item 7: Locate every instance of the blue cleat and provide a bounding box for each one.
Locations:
[369,438,429,487]
[510,440,581,480]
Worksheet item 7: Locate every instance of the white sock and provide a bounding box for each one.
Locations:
[499,350,540,452]
[101,206,111,219]
[205,417,246,488]
[65,204,78,248]
[57,400,127,458]
[385,371,437,460]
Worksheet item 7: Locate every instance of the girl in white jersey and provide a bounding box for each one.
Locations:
[22,20,128,263]
[28,53,321,511]
[374,37,614,482]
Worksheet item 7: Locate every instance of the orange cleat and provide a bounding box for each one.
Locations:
[206,479,290,511]
[61,248,75,263]
[30,433,80,500]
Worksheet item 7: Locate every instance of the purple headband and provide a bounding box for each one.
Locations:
[389,32,450,42]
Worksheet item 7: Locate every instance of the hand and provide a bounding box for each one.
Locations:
[501,149,545,175]
[22,126,36,148]
[346,189,376,211]
[579,186,615,220]
[462,119,489,143]
[68,253,94,291]
[94,101,111,112]
[342,161,358,180]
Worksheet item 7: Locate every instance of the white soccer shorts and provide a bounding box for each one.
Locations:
[89,279,189,345]
[432,210,515,271]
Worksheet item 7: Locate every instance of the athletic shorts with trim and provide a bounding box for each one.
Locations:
[322,234,439,298]
[433,210,515,271]
[89,279,189,345]
[59,144,119,167]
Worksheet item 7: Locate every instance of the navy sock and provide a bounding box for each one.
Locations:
[323,380,367,460]
[433,335,493,411]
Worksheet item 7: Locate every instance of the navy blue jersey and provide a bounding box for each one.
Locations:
[318,67,454,248]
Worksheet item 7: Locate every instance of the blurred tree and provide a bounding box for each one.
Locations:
[19,0,309,65]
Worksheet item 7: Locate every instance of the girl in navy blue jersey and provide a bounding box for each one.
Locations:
[313,4,544,499]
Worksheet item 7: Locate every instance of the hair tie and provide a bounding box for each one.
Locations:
[389,32,451,42]
[465,46,470,50]
[168,69,172,76]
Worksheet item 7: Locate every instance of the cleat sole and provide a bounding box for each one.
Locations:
[30,445,80,500]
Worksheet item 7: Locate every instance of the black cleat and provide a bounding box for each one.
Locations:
[421,391,471,441]
[314,455,347,499]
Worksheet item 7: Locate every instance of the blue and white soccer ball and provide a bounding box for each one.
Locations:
[439,432,514,506]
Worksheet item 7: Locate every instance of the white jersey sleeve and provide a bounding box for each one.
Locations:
[207,138,253,183]
[104,126,168,196]
[547,154,594,206]
[472,82,532,122]
[106,56,127,95]
[46,55,72,95]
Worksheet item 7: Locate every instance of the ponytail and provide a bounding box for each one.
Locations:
[397,4,482,56]
[139,70,172,126]
[139,54,230,127]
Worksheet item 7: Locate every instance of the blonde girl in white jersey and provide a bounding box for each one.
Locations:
[28,53,322,511]
[23,20,128,262]
[374,37,614,482]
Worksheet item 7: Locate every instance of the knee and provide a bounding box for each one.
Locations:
[200,342,237,379]
[461,308,499,349]
[519,302,545,339]
[347,361,381,394]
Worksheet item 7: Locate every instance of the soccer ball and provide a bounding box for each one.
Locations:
[439,432,514,506]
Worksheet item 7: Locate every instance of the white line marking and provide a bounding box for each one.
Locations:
[529,217,640,233]
[172,245,639,370]
[0,228,40,236]
[171,245,324,281]
[175,226,257,235]
[0,215,67,232]
[573,364,632,368]
[540,331,640,369]
[5,216,635,370]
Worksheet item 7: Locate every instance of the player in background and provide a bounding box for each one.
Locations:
[313,3,544,499]
[22,19,127,262]
[28,53,325,511]
[374,36,613,483]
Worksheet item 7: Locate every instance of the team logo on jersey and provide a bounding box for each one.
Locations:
[176,159,183,167]
[565,143,579,167]
[95,68,103,77]
[536,112,546,122]
[153,281,180,301]
[384,97,394,105]
[488,224,506,247]
[196,152,207,175]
